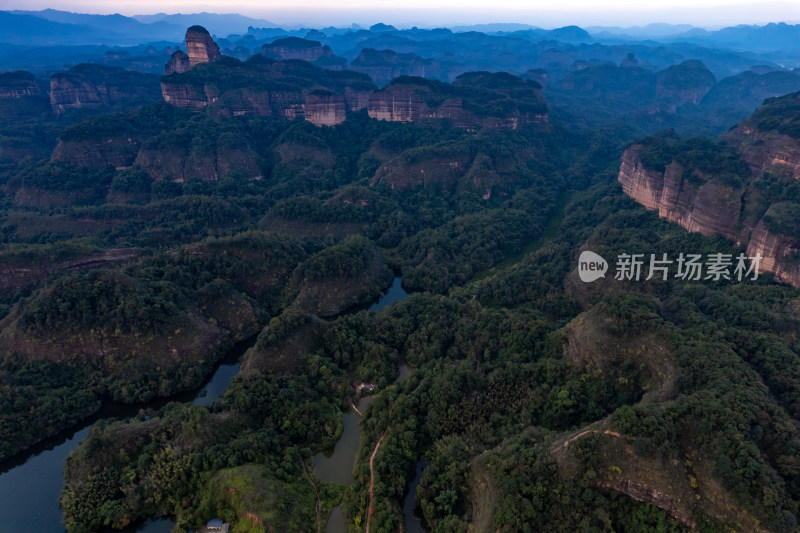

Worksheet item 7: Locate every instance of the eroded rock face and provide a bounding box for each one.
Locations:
[185,25,221,67]
[723,120,800,179]
[262,37,333,62]
[746,217,800,287]
[618,144,800,287]
[0,71,42,98]
[49,64,161,115]
[165,50,190,74]
[305,92,346,126]
[597,479,696,529]
[366,78,548,131]
[618,146,742,241]
[0,71,51,122]
[350,48,441,85]
[161,81,211,109]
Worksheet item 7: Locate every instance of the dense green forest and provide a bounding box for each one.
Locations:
[2,59,800,533]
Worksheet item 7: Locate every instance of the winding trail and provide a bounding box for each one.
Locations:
[365,430,388,533]
[297,446,322,533]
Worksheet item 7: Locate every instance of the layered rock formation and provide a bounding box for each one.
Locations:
[262,37,333,62]
[0,70,51,121]
[185,25,221,67]
[367,73,548,131]
[50,64,161,115]
[161,47,375,127]
[161,28,548,131]
[350,48,442,85]
[0,70,42,98]
[723,116,800,179]
[165,50,190,74]
[304,91,346,127]
[617,146,742,241]
[619,95,800,287]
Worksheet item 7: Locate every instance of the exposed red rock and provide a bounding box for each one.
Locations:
[165,50,190,74]
[185,25,221,67]
[49,64,161,115]
[366,77,548,131]
[617,146,742,241]
[618,141,800,287]
[304,92,346,126]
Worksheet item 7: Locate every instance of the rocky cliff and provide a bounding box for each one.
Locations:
[165,50,190,74]
[185,25,221,67]
[262,37,327,61]
[0,70,51,121]
[367,73,548,131]
[619,95,800,287]
[160,47,375,127]
[617,146,743,241]
[50,64,161,115]
[350,48,442,85]
[0,248,142,292]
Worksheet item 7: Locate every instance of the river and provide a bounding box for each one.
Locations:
[319,277,428,532]
[0,334,257,533]
[0,277,411,532]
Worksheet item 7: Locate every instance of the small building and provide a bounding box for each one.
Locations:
[205,519,230,532]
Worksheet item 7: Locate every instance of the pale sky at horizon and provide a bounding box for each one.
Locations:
[0,0,798,28]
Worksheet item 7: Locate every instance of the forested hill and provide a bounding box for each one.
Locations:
[1,25,800,533]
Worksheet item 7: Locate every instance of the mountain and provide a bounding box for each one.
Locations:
[9,9,184,41]
[132,12,279,37]
[670,22,800,53]
[618,92,800,287]
[0,10,103,45]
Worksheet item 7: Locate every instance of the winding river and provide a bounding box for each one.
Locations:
[0,277,412,532]
[318,278,428,532]
[0,334,256,533]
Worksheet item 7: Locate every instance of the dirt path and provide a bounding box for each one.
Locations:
[297,447,322,533]
[365,430,388,533]
[562,428,634,448]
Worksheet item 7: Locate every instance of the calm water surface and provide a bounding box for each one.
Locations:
[0,335,256,532]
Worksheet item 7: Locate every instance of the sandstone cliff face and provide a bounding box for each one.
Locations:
[746,217,800,287]
[185,26,221,67]
[50,76,111,114]
[0,71,51,121]
[344,87,372,111]
[304,92,346,126]
[618,144,800,287]
[135,135,261,182]
[161,81,211,109]
[723,119,800,179]
[0,71,42,98]
[261,37,335,62]
[366,79,548,131]
[50,64,161,115]
[51,137,140,168]
[350,48,442,85]
[618,146,743,241]
[165,50,190,74]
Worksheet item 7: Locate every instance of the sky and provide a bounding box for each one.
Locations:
[0,0,799,28]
